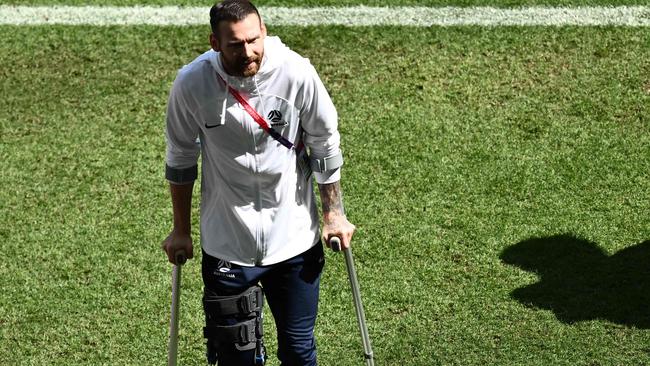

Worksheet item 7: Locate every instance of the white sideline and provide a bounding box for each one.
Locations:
[0,5,649,26]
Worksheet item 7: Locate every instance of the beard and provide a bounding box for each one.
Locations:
[223,54,263,77]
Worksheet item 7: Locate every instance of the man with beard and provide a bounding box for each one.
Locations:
[161,1,355,365]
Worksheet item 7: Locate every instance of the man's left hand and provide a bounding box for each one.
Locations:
[322,212,356,251]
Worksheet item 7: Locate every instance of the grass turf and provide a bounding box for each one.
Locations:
[1,24,649,365]
[3,0,650,7]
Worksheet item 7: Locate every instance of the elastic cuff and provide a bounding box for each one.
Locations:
[166,164,198,184]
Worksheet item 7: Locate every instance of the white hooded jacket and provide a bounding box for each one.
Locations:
[165,36,341,266]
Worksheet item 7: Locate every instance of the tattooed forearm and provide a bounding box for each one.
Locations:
[318,181,344,216]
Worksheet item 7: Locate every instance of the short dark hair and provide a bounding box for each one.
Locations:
[210,0,261,36]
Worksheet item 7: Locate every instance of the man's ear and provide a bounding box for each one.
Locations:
[261,21,267,38]
[209,33,221,52]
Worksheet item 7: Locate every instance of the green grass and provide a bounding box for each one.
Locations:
[3,0,650,7]
[1,24,649,365]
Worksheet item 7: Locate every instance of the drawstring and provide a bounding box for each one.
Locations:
[217,72,294,150]
[209,52,229,126]
[216,73,263,127]
[220,73,228,125]
[253,74,268,123]
[220,92,227,125]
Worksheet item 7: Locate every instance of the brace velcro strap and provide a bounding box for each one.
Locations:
[203,286,264,316]
[203,318,261,344]
[310,152,344,173]
[165,164,198,184]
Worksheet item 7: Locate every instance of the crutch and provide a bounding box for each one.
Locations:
[168,252,187,366]
[330,233,375,366]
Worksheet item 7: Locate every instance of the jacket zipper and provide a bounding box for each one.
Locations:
[250,98,265,265]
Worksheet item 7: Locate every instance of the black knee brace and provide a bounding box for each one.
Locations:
[203,286,266,365]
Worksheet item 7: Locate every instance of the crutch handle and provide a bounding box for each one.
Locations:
[329,236,342,252]
[174,251,187,266]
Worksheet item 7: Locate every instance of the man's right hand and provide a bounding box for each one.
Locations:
[161,230,194,265]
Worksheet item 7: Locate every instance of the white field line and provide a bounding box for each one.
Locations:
[0,5,649,26]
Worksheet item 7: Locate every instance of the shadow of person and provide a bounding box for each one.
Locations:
[500,234,650,329]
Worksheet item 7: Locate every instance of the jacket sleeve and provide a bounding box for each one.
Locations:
[299,63,343,185]
[165,71,201,184]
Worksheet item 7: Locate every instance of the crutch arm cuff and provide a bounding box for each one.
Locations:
[310,151,343,173]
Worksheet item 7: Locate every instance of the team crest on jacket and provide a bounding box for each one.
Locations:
[268,110,287,127]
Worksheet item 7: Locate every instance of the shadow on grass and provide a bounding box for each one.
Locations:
[500,234,650,329]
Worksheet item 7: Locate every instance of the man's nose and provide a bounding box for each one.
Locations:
[243,42,254,58]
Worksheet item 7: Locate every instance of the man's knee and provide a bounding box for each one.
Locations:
[203,285,266,365]
[277,334,317,366]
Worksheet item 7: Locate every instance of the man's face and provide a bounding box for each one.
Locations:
[210,13,266,77]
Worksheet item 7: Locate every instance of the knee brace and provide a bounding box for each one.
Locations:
[203,285,266,365]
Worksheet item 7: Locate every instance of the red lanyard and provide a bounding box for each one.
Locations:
[217,73,294,150]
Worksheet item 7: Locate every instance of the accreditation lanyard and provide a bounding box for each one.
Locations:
[217,73,294,150]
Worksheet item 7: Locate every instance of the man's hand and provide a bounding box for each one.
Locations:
[318,181,356,250]
[322,212,356,251]
[161,230,194,265]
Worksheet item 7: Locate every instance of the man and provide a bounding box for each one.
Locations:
[161,1,355,365]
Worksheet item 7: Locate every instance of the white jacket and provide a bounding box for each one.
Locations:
[165,36,341,266]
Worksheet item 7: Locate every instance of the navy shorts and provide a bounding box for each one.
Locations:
[202,243,325,366]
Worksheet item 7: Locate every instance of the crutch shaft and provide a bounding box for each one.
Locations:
[168,253,186,366]
[343,247,374,366]
[330,234,375,366]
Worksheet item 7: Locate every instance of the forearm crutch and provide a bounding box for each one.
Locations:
[168,253,186,366]
[330,235,375,366]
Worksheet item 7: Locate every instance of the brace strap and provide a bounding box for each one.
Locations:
[203,286,264,317]
[203,318,262,345]
[165,164,198,184]
[310,152,344,173]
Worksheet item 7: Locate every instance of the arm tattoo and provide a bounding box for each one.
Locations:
[318,181,344,215]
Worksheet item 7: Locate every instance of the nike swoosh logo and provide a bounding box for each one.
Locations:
[205,123,223,129]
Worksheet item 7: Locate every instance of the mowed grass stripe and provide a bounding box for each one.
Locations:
[1,5,650,26]
[2,24,649,365]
